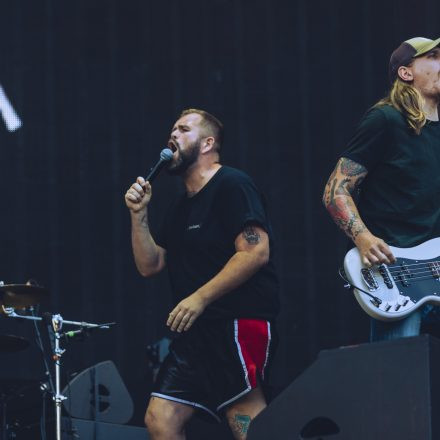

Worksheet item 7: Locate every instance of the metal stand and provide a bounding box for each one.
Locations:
[2,309,114,440]
[52,315,65,440]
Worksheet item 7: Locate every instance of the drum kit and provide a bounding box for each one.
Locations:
[0,282,115,440]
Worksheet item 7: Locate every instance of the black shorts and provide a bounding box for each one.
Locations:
[151,318,277,422]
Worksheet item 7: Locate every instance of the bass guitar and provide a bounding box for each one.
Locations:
[343,237,440,321]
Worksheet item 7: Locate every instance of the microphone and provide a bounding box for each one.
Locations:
[62,328,89,339]
[145,148,174,183]
[61,322,115,340]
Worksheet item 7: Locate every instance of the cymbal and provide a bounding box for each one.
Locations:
[0,284,48,308]
[0,334,29,353]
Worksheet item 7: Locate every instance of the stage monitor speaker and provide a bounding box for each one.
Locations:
[248,335,440,440]
[62,360,133,424]
[62,417,148,440]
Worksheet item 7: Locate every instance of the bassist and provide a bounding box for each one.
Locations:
[323,37,440,341]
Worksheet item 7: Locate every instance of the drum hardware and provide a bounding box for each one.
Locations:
[0,281,116,440]
[0,282,49,309]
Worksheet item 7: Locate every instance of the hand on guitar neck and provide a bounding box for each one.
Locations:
[354,230,396,268]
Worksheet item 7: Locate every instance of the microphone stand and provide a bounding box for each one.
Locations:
[2,308,114,440]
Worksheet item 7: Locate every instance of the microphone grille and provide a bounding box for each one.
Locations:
[160,148,174,161]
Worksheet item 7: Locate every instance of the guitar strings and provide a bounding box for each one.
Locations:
[391,273,438,282]
[364,261,440,284]
[387,260,440,271]
[388,266,439,275]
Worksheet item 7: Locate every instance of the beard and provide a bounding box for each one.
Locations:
[166,140,201,176]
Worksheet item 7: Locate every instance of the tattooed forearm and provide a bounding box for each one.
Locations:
[327,196,367,240]
[323,158,368,242]
[230,414,251,438]
[346,212,367,239]
[340,157,367,176]
[243,226,261,244]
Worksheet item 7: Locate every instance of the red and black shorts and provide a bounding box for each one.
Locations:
[151,318,277,422]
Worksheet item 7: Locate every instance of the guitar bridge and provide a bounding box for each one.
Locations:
[361,268,379,291]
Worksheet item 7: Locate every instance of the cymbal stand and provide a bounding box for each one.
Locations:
[2,309,114,440]
[51,314,64,440]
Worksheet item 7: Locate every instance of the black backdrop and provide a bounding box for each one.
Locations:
[0,0,439,436]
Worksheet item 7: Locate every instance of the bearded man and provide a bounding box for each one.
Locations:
[125,109,279,440]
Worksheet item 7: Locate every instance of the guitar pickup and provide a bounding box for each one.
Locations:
[429,262,440,280]
[361,268,379,291]
[397,262,412,286]
[398,273,411,286]
[378,264,393,289]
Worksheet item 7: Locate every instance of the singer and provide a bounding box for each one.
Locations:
[124,108,279,440]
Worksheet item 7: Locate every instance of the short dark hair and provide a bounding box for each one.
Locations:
[179,108,224,151]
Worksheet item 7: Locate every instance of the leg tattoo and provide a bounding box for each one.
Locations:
[231,414,251,438]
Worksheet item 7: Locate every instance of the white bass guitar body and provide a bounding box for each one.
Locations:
[343,237,440,321]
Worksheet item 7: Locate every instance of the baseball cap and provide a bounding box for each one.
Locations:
[389,37,440,83]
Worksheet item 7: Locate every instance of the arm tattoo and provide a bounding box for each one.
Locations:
[230,414,251,437]
[243,226,261,244]
[324,158,368,240]
[346,213,366,239]
[340,157,367,176]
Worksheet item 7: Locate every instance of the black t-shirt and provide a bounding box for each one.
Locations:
[155,166,279,320]
[342,105,440,247]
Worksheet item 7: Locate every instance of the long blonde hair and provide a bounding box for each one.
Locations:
[376,79,426,134]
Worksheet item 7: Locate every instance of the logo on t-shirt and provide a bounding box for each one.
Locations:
[187,224,202,230]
